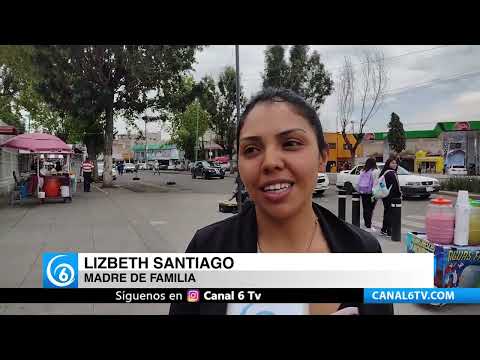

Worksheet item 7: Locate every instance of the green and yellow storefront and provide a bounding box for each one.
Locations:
[363,121,480,174]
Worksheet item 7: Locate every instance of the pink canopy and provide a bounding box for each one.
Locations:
[0,133,72,154]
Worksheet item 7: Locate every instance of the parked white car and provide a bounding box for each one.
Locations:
[314,172,330,195]
[97,162,117,180]
[447,165,467,176]
[124,163,136,173]
[336,162,440,199]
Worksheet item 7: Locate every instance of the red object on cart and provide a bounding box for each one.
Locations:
[44,176,61,197]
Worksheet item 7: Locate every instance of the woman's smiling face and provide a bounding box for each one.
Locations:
[238,101,326,220]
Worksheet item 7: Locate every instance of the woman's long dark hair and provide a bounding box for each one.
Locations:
[379,156,398,177]
[363,158,377,172]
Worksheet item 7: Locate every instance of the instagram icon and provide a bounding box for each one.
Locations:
[187,289,200,303]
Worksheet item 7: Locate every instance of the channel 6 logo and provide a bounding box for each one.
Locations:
[43,253,78,288]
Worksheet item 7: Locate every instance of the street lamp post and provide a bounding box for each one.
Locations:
[195,99,199,163]
[145,119,148,167]
[141,115,160,169]
[235,45,245,213]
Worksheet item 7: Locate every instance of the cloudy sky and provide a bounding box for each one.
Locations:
[116,45,480,138]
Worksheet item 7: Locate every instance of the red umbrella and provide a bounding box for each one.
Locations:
[0,133,72,153]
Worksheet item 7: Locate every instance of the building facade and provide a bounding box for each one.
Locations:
[323,132,364,172]
[0,121,19,195]
[362,121,480,174]
[132,143,184,164]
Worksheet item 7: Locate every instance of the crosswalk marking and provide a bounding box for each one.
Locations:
[405,215,426,221]
[402,219,425,228]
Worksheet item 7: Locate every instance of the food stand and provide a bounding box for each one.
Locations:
[406,193,480,306]
[1,133,74,204]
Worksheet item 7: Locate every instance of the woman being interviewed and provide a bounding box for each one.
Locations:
[169,88,393,315]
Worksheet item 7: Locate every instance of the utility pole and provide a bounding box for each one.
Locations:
[145,119,148,167]
[195,99,199,163]
[141,115,160,168]
[235,45,245,213]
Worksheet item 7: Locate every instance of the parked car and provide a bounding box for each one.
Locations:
[219,162,231,172]
[174,163,186,171]
[336,162,440,199]
[191,160,225,179]
[157,161,169,170]
[97,162,117,180]
[167,164,175,170]
[138,163,149,170]
[447,165,467,176]
[124,162,136,173]
[314,172,330,195]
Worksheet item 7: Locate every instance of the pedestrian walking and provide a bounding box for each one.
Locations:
[81,157,94,192]
[357,158,379,232]
[378,156,401,237]
[117,161,124,176]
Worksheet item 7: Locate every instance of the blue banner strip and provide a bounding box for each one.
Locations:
[364,288,480,304]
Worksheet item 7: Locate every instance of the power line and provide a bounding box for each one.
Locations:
[240,45,452,81]
[384,69,480,96]
[328,45,451,74]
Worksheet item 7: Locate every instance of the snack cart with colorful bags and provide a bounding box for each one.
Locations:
[1,133,74,204]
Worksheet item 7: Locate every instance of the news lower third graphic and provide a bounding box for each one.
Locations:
[364,288,480,304]
[42,252,78,288]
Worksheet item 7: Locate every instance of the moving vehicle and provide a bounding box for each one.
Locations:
[124,162,136,173]
[97,162,117,180]
[447,165,467,176]
[191,161,225,179]
[314,172,330,195]
[336,162,440,199]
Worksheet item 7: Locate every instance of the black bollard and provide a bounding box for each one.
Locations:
[338,189,346,221]
[352,192,360,227]
[391,197,402,242]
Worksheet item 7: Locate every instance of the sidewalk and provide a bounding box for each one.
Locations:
[0,183,232,314]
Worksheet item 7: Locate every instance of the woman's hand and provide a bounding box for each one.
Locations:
[330,307,359,315]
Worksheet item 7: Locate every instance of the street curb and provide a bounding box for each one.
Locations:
[146,170,236,178]
[93,184,109,195]
[438,190,480,199]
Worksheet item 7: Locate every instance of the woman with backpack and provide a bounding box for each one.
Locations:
[377,156,401,237]
[357,158,379,232]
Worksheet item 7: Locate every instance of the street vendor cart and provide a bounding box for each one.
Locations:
[1,133,74,204]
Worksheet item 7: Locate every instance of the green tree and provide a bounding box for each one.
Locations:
[387,112,406,155]
[262,45,334,110]
[213,66,246,156]
[0,45,61,133]
[31,45,203,187]
[169,100,210,161]
[262,45,288,89]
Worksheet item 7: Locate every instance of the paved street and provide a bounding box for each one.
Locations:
[0,169,478,315]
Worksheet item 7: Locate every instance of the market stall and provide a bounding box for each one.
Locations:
[406,192,480,304]
[0,133,74,204]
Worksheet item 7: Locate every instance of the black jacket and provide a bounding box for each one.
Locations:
[169,202,394,315]
[384,170,401,199]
